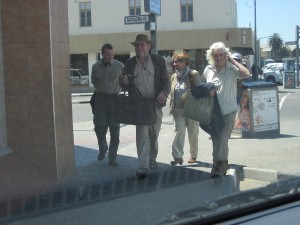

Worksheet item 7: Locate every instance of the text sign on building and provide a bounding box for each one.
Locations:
[144,0,161,15]
[285,41,297,45]
[124,15,149,25]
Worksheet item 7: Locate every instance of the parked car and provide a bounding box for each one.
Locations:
[263,63,283,85]
[70,69,89,85]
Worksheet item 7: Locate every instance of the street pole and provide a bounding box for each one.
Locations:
[149,13,157,54]
[296,25,299,87]
[254,0,258,81]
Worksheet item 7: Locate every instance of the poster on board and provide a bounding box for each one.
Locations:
[251,89,279,132]
[234,90,250,131]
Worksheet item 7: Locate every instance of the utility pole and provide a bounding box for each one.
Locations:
[254,0,258,81]
[149,13,157,54]
[296,25,299,87]
[144,0,161,55]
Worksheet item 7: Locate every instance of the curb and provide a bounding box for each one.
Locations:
[71,93,93,97]
[72,101,90,104]
[233,165,278,183]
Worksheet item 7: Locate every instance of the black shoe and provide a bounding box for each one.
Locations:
[170,158,183,166]
[109,160,119,167]
[136,168,149,178]
[97,152,106,161]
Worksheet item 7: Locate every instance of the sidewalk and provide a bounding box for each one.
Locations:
[1,86,300,224]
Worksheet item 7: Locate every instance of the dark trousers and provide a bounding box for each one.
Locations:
[93,93,120,161]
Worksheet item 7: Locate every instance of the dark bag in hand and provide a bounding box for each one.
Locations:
[113,82,157,125]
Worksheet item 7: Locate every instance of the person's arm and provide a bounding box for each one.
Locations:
[191,82,215,98]
[91,65,96,87]
[228,56,250,78]
[156,56,171,105]
[190,69,201,86]
[120,59,133,89]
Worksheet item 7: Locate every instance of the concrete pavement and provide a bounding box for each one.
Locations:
[1,85,300,225]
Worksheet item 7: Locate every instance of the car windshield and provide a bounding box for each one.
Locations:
[71,69,86,76]
[1,1,300,225]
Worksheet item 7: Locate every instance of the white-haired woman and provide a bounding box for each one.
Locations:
[200,42,250,178]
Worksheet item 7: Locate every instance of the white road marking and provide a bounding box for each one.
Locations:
[279,93,291,110]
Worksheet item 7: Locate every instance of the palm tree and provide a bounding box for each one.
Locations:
[278,46,291,59]
[268,33,283,60]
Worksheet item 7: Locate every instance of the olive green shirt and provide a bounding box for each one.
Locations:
[91,59,124,94]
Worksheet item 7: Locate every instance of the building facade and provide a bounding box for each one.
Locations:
[0,0,255,197]
[0,0,75,192]
[68,0,254,90]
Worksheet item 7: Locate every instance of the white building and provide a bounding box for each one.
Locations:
[68,0,254,87]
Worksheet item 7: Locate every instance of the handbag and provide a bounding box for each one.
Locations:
[181,94,214,126]
[113,81,157,125]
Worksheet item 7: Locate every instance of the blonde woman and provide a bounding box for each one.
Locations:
[169,52,201,165]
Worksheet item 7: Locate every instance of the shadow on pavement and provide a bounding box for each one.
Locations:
[0,145,215,225]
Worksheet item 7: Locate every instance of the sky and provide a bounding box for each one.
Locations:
[237,0,300,46]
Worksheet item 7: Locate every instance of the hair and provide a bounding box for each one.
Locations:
[206,42,231,66]
[101,43,113,54]
[172,51,190,65]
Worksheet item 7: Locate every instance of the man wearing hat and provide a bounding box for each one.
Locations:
[121,34,171,178]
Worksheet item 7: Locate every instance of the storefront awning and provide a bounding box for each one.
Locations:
[232,47,254,56]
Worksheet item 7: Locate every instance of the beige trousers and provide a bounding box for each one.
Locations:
[171,110,199,159]
[136,107,163,170]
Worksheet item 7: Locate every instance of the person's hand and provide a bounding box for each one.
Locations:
[122,74,131,85]
[227,55,235,64]
[209,89,216,97]
[157,92,167,104]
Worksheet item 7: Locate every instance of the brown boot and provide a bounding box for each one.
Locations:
[211,161,228,178]
[187,157,196,163]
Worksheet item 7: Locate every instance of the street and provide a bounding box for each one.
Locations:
[71,85,300,177]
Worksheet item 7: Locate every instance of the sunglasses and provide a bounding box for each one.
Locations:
[173,60,184,64]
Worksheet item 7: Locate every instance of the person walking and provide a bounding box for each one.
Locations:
[121,34,170,178]
[91,43,124,167]
[192,42,250,178]
[169,52,201,166]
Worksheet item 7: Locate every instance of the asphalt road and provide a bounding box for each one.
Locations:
[71,85,300,176]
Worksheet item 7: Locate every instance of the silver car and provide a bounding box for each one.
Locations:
[263,64,283,85]
[70,69,89,85]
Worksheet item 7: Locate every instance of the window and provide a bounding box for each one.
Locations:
[129,0,141,15]
[181,0,193,22]
[79,2,91,27]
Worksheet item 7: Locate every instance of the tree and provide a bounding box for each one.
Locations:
[278,46,291,59]
[268,33,283,60]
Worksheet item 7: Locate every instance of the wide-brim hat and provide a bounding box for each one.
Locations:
[130,34,152,46]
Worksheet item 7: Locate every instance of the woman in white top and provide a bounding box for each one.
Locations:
[201,42,250,178]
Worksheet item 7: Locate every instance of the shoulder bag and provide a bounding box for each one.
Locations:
[181,94,214,126]
[113,81,157,125]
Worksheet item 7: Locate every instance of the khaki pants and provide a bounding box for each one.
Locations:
[211,111,236,161]
[136,107,163,169]
[171,110,199,159]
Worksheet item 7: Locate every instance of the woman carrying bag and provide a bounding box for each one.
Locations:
[193,42,250,178]
[169,52,201,166]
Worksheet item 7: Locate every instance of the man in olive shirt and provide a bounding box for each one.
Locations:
[91,43,124,166]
